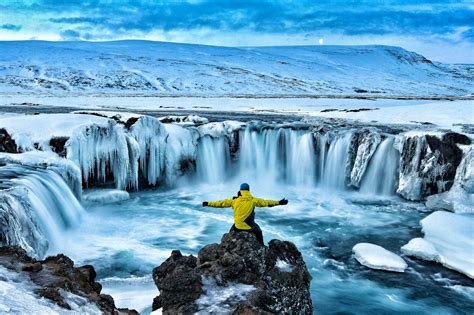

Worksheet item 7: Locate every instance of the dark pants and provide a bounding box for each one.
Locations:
[230,223,264,245]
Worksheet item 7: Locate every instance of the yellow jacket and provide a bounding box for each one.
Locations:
[207,190,279,230]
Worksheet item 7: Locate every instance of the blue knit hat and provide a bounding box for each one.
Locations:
[240,183,250,191]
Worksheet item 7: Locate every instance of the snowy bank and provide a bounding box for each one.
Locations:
[353,243,408,272]
[401,211,474,279]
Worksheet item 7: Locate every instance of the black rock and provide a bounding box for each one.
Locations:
[0,246,138,314]
[0,128,19,153]
[152,232,313,314]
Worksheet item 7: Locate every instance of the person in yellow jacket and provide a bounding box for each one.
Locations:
[202,183,288,245]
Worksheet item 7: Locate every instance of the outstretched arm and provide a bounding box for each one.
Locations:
[203,198,234,208]
[254,198,288,207]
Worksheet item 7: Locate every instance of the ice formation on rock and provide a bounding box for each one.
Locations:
[83,189,130,204]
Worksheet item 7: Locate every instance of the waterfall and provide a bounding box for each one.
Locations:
[196,135,231,183]
[360,137,400,196]
[236,128,317,186]
[321,132,353,189]
[0,165,84,257]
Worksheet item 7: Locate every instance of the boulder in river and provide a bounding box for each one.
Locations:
[152,231,313,314]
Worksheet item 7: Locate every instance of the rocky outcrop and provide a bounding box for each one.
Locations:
[0,128,18,153]
[152,232,312,314]
[397,133,466,200]
[0,246,137,314]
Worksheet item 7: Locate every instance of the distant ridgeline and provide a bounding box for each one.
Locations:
[0,112,472,257]
[0,41,472,97]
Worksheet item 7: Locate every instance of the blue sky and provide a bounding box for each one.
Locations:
[1,0,473,63]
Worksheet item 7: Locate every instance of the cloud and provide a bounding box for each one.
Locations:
[60,29,81,40]
[0,24,22,31]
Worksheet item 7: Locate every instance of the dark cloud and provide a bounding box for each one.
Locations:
[59,29,81,40]
[2,0,473,43]
[0,24,22,31]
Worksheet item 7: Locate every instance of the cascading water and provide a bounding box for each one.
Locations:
[321,132,353,189]
[360,137,400,196]
[0,164,84,257]
[196,135,231,183]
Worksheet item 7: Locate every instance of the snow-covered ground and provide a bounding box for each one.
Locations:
[1,96,472,131]
[1,41,472,97]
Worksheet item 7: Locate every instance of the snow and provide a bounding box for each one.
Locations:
[197,121,245,138]
[353,243,408,272]
[159,115,209,125]
[196,277,256,313]
[401,211,474,279]
[276,259,294,272]
[0,113,109,151]
[0,266,100,314]
[72,110,142,123]
[0,41,471,97]
[83,189,130,204]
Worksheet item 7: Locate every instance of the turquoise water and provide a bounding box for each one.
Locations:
[53,183,474,314]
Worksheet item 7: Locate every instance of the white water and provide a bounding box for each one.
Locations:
[0,165,84,257]
[360,137,400,196]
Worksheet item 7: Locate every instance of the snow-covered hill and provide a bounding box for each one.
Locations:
[0,40,472,97]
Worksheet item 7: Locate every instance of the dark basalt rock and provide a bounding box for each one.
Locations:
[0,246,137,315]
[49,136,69,157]
[0,128,19,153]
[399,132,466,199]
[152,232,312,314]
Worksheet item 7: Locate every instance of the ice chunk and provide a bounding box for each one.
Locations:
[83,189,130,204]
[353,243,407,272]
[401,211,474,278]
[276,259,294,272]
[401,238,439,261]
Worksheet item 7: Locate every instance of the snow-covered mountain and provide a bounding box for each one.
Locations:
[0,40,472,97]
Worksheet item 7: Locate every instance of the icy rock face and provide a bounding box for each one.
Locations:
[152,232,312,314]
[401,211,474,278]
[397,133,465,200]
[353,243,407,272]
[346,129,382,188]
[0,246,138,314]
[130,116,167,186]
[67,120,139,190]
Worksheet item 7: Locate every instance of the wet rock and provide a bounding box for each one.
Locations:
[442,132,471,145]
[0,246,137,314]
[0,128,19,153]
[49,136,69,157]
[152,232,312,314]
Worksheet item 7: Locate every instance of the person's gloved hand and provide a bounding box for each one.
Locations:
[202,201,209,207]
[279,198,288,205]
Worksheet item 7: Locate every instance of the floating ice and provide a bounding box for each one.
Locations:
[353,243,408,272]
[83,189,130,204]
[401,211,474,279]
